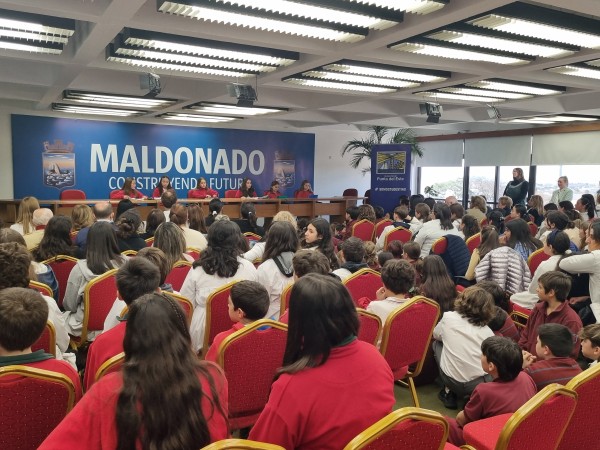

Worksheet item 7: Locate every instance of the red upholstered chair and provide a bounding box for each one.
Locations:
[455,285,465,293]
[0,365,77,450]
[480,218,488,227]
[343,268,383,306]
[42,255,78,309]
[225,190,238,198]
[165,260,193,291]
[527,222,538,236]
[465,233,481,255]
[144,236,154,247]
[379,296,440,408]
[279,283,293,319]
[343,188,358,197]
[31,321,56,357]
[557,363,600,450]
[430,237,447,255]
[463,384,577,450]
[244,232,262,246]
[185,247,201,261]
[94,352,125,384]
[59,189,86,207]
[70,230,78,243]
[164,291,194,325]
[375,219,393,238]
[217,319,288,430]
[202,439,286,450]
[528,248,550,276]
[121,249,137,257]
[29,280,54,299]
[71,269,118,348]
[384,226,413,247]
[356,308,382,346]
[202,281,239,356]
[351,219,376,242]
[342,407,449,450]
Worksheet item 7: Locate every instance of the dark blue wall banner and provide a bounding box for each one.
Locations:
[11,115,315,200]
[370,144,412,215]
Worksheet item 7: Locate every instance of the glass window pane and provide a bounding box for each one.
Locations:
[419,166,463,201]
[535,165,600,204]
[469,166,496,205]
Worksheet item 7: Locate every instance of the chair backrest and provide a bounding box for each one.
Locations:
[243,232,262,246]
[343,188,358,197]
[480,218,488,227]
[465,233,481,255]
[31,321,56,357]
[383,226,413,248]
[145,236,154,247]
[527,248,550,276]
[225,189,238,198]
[185,247,201,261]
[121,249,137,257]
[527,221,538,236]
[0,365,76,450]
[42,255,78,309]
[202,439,286,450]
[217,319,288,429]
[351,219,376,242]
[342,407,448,450]
[497,384,577,450]
[164,291,194,325]
[375,219,393,238]
[165,261,193,291]
[59,189,86,201]
[29,280,53,298]
[356,308,382,346]
[279,282,293,318]
[343,269,384,306]
[557,363,600,450]
[94,352,125,383]
[203,281,239,354]
[430,237,447,255]
[380,296,440,379]
[80,269,118,344]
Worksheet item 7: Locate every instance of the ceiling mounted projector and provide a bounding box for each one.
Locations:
[227,83,257,107]
[419,102,442,123]
[140,73,161,98]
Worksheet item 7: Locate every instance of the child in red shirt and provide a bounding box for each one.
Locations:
[205,280,270,362]
[264,180,284,199]
[580,324,600,366]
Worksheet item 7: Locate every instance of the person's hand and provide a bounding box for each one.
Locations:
[123,195,130,200]
[375,286,386,300]
[499,233,508,245]
[205,195,211,199]
[522,350,536,368]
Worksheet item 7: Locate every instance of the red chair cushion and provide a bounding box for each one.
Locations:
[463,413,512,450]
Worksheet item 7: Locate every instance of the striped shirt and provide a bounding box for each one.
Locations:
[524,357,582,390]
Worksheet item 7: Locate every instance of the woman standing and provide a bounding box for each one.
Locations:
[249,273,394,450]
[503,168,529,206]
[152,175,173,198]
[189,177,219,199]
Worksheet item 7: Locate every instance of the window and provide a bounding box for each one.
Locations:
[419,166,463,201]
[468,166,496,205]
[535,165,600,204]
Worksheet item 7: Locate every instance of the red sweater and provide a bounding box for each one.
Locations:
[294,190,312,199]
[109,189,144,199]
[83,321,126,391]
[204,322,245,363]
[264,191,282,199]
[40,369,229,449]
[249,339,394,450]
[189,188,219,199]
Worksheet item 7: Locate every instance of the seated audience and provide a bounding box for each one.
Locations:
[447,336,536,446]
[342,206,359,240]
[294,179,313,199]
[460,214,480,241]
[433,286,495,409]
[0,287,82,399]
[32,215,77,262]
[580,324,600,366]
[40,293,229,449]
[109,177,145,199]
[160,190,177,222]
[333,237,368,282]
[204,280,270,362]
[10,196,39,235]
[74,201,113,256]
[205,198,223,228]
[302,217,340,270]
[243,211,297,263]
[539,210,579,247]
[23,208,54,250]
[377,251,394,269]
[518,271,582,358]
[402,241,423,288]
[139,208,165,240]
[180,220,257,353]
[170,203,208,251]
[508,204,530,223]
[502,218,541,261]
[414,203,461,257]
[375,206,411,252]
[497,196,513,217]
[363,241,378,270]
[189,177,218,199]
[466,196,487,223]
[153,221,194,269]
[115,199,136,221]
[576,194,596,223]
[450,203,464,232]
[420,255,457,314]
[115,209,146,253]
[188,204,208,235]
[478,281,519,343]
[71,204,94,233]
[408,202,430,235]
[522,323,582,391]
[527,194,545,227]
[249,274,395,449]
[84,258,161,391]
[291,249,331,279]
[386,240,403,259]
[232,202,265,238]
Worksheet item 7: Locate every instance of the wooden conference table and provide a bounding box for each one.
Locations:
[0,197,363,224]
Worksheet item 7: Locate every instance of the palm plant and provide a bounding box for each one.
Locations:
[341,126,424,174]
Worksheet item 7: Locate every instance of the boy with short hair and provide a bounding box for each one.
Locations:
[343,206,360,240]
[333,237,368,282]
[498,196,513,217]
[519,271,582,359]
[292,249,331,279]
[580,324,600,366]
[0,287,82,399]
[83,258,161,390]
[205,280,270,362]
[447,336,536,446]
[375,206,411,252]
[409,203,430,235]
[522,323,581,390]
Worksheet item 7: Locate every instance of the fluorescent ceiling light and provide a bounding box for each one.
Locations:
[62,91,177,109]
[0,29,70,45]
[541,115,598,122]
[468,80,564,96]
[427,30,574,58]
[348,0,447,15]
[391,42,530,65]
[439,87,530,100]
[188,102,287,116]
[303,70,419,88]
[52,104,146,117]
[0,41,62,55]
[587,60,600,68]
[418,91,505,103]
[0,17,74,38]
[547,65,600,80]
[506,119,556,124]
[161,113,239,123]
[284,78,396,93]
[323,62,447,83]
[469,14,600,48]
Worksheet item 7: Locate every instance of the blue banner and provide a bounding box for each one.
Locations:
[370,144,412,215]
[11,115,315,200]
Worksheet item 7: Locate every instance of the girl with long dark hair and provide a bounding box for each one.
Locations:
[62,222,126,337]
[110,177,145,200]
[414,202,461,257]
[503,218,542,261]
[32,215,77,261]
[188,204,208,234]
[233,202,264,237]
[153,222,193,269]
[460,214,480,241]
[41,293,229,449]
[152,175,173,198]
[257,221,299,318]
[181,220,257,353]
[576,194,596,222]
[205,198,224,228]
[302,217,340,270]
[189,177,219,199]
[264,180,283,199]
[249,274,394,449]
[294,179,313,199]
[140,208,165,240]
[420,255,457,313]
[235,178,257,198]
[464,226,500,281]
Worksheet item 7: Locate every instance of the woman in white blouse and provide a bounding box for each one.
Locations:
[414,203,461,257]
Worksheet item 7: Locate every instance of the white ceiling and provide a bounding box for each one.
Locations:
[1,0,599,135]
